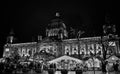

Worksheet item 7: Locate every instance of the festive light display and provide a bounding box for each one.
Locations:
[3,39,119,59]
[64,43,103,56]
[2,13,120,72]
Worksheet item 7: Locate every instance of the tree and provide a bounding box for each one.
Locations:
[68,27,75,38]
[102,24,117,61]
[101,36,108,61]
[77,30,85,40]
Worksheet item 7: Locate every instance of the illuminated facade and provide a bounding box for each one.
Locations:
[3,36,120,59]
[2,13,120,70]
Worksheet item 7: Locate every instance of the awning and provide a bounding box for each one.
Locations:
[48,55,83,63]
[106,55,119,62]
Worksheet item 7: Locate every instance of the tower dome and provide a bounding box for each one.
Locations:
[6,29,16,43]
[46,12,68,40]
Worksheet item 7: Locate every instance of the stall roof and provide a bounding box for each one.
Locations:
[48,55,83,63]
[106,55,119,62]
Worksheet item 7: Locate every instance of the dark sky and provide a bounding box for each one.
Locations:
[1,0,120,57]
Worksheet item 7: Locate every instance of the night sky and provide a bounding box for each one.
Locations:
[1,0,120,57]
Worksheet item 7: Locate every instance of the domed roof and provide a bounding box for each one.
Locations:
[47,12,66,29]
[46,12,68,39]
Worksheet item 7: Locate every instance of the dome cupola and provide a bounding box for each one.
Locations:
[46,12,68,40]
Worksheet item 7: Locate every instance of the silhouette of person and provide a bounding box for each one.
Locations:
[102,61,107,73]
[61,69,68,74]
[106,61,109,74]
[75,65,82,74]
[48,63,55,74]
[113,60,119,73]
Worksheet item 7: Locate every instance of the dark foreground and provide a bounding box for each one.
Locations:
[1,70,120,74]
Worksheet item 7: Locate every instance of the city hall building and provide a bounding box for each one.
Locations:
[2,13,120,70]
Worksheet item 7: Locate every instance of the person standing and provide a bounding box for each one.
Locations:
[48,63,55,74]
[102,61,107,74]
[75,64,83,74]
[61,69,68,74]
[113,60,119,74]
[105,61,109,74]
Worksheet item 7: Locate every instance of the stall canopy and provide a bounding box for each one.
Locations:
[106,55,119,62]
[48,55,83,64]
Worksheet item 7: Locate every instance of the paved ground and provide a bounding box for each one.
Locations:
[55,71,119,74]
[25,71,120,74]
[2,70,120,74]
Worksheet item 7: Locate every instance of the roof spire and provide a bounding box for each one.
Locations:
[55,12,60,17]
[6,28,15,43]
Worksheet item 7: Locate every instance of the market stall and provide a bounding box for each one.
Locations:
[48,55,83,70]
[106,55,119,63]
[105,55,120,71]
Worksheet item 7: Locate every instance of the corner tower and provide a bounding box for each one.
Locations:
[6,29,16,44]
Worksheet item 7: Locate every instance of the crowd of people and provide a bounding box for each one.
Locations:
[0,58,83,74]
[0,57,45,73]
[0,57,120,74]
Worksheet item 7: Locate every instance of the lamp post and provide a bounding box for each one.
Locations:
[92,51,96,74]
[91,57,95,74]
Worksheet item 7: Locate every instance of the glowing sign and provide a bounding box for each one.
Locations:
[5,48,9,52]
